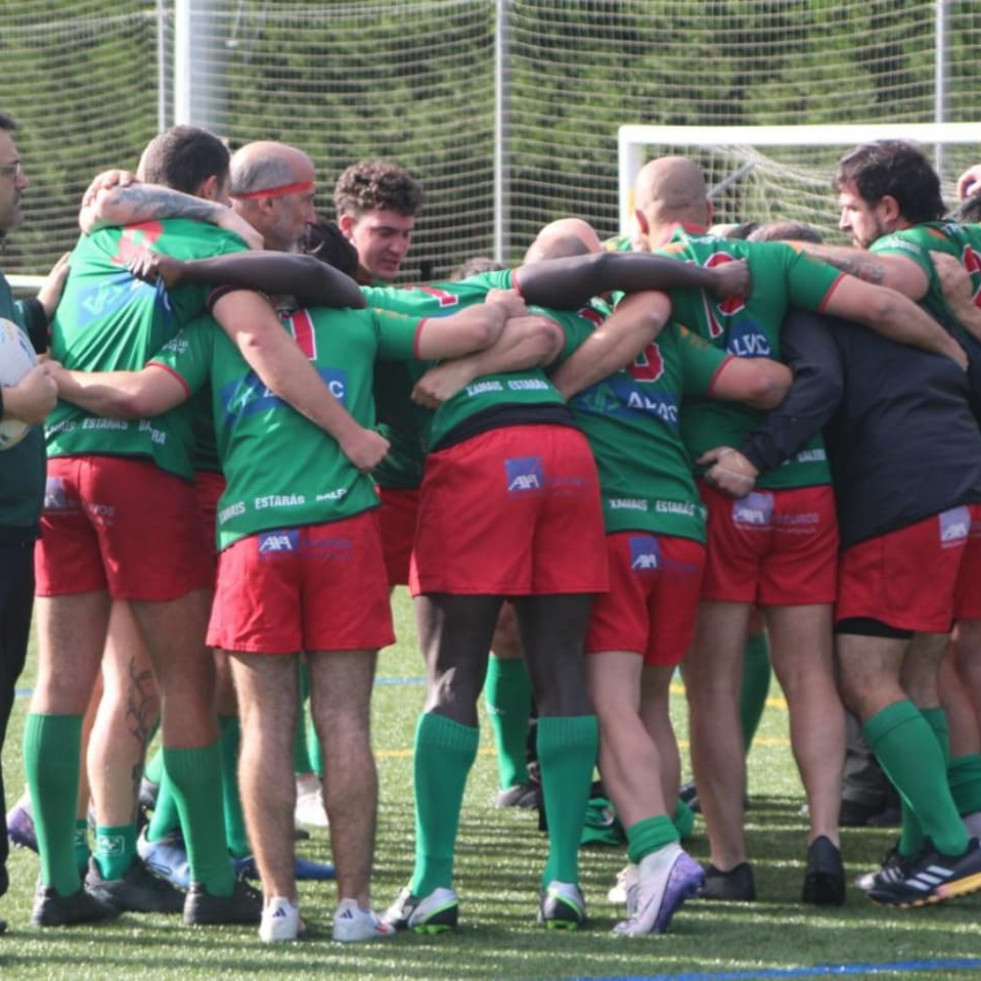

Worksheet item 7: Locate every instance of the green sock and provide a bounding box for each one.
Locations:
[165,742,234,896]
[740,632,771,754]
[485,656,532,789]
[898,706,951,857]
[147,768,181,842]
[672,799,695,841]
[74,818,90,878]
[95,823,136,880]
[293,662,315,774]
[24,713,84,896]
[537,714,598,887]
[949,754,981,817]
[308,715,324,777]
[144,745,164,786]
[626,814,679,865]
[864,700,968,858]
[218,716,250,859]
[409,713,479,897]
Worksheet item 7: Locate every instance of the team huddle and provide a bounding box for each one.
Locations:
[3,110,981,945]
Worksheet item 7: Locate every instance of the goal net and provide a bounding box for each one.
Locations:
[617,123,981,244]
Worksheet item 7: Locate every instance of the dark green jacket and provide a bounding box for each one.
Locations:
[0,264,47,542]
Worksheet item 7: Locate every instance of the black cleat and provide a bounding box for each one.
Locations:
[802,836,845,906]
[697,862,756,901]
[85,857,184,914]
[495,780,542,809]
[31,883,119,927]
[183,878,262,926]
[867,837,981,908]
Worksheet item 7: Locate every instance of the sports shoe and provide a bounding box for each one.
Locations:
[697,861,756,901]
[607,863,637,904]
[613,844,704,935]
[332,898,397,942]
[495,780,542,809]
[295,778,329,828]
[802,836,845,906]
[85,856,184,914]
[856,846,909,893]
[30,883,119,927]
[259,896,305,942]
[867,837,981,908]
[382,885,459,933]
[139,777,160,814]
[183,878,262,926]
[538,880,586,930]
[137,829,191,890]
[6,797,38,853]
[231,853,337,882]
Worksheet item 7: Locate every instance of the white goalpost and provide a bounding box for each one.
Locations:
[617,123,981,242]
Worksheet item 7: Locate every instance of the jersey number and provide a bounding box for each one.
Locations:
[628,342,664,383]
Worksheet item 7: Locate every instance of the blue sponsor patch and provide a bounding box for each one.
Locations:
[940,505,970,546]
[72,270,161,332]
[506,456,544,493]
[258,529,300,554]
[732,491,775,528]
[221,367,346,428]
[727,317,772,359]
[629,534,661,572]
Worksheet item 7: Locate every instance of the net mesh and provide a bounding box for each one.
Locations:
[3,1,981,277]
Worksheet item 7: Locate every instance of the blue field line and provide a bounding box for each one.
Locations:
[567,958,981,981]
[15,675,426,699]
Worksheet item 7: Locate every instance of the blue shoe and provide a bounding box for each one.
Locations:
[232,853,336,882]
[137,829,191,890]
[6,798,38,853]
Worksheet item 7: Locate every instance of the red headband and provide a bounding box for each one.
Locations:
[231,181,315,201]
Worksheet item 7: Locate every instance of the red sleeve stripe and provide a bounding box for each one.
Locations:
[146,360,192,398]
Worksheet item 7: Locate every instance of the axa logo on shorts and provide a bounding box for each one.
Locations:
[506,456,544,493]
[732,491,775,529]
[939,506,970,547]
[258,529,300,554]
[44,477,69,511]
[629,534,661,572]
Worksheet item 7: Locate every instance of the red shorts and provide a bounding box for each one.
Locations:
[208,512,394,655]
[376,486,419,587]
[698,482,838,606]
[586,533,705,666]
[837,505,981,632]
[35,455,213,601]
[410,425,608,596]
[955,508,981,621]
[195,469,226,568]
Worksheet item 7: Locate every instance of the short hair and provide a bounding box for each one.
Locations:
[713,221,760,241]
[333,160,423,219]
[299,220,359,278]
[833,140,945,224]
[139,125,230,195]
[748,220,824,244]
[451,256,506,281]
[0,112,17,133]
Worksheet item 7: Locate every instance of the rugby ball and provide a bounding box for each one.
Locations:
[0,315,39,450]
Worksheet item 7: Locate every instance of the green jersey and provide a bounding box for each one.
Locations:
[871,222,978,325]
[570,324,728,542]
[364,272,595,451]
[45,219,249,479]
[152,305,423,550]
[658,229,840,490]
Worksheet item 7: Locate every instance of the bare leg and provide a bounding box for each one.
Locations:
[308,649,379,907]
[640,664,682,813]
[229,651,298,903]
[765,604,843,846]
[684,599,751,871]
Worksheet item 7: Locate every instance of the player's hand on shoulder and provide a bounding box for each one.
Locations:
[485,288,527,319]
[697,446,758,499]
[412,359,477,409]
[957,164,981,200]
[126,247,183,289]
[80,168,137,210]
[339,426,390,474]
[4,363,59,424]
[709,258,750,300]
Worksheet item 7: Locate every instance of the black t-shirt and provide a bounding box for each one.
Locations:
[740,310,981,549]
